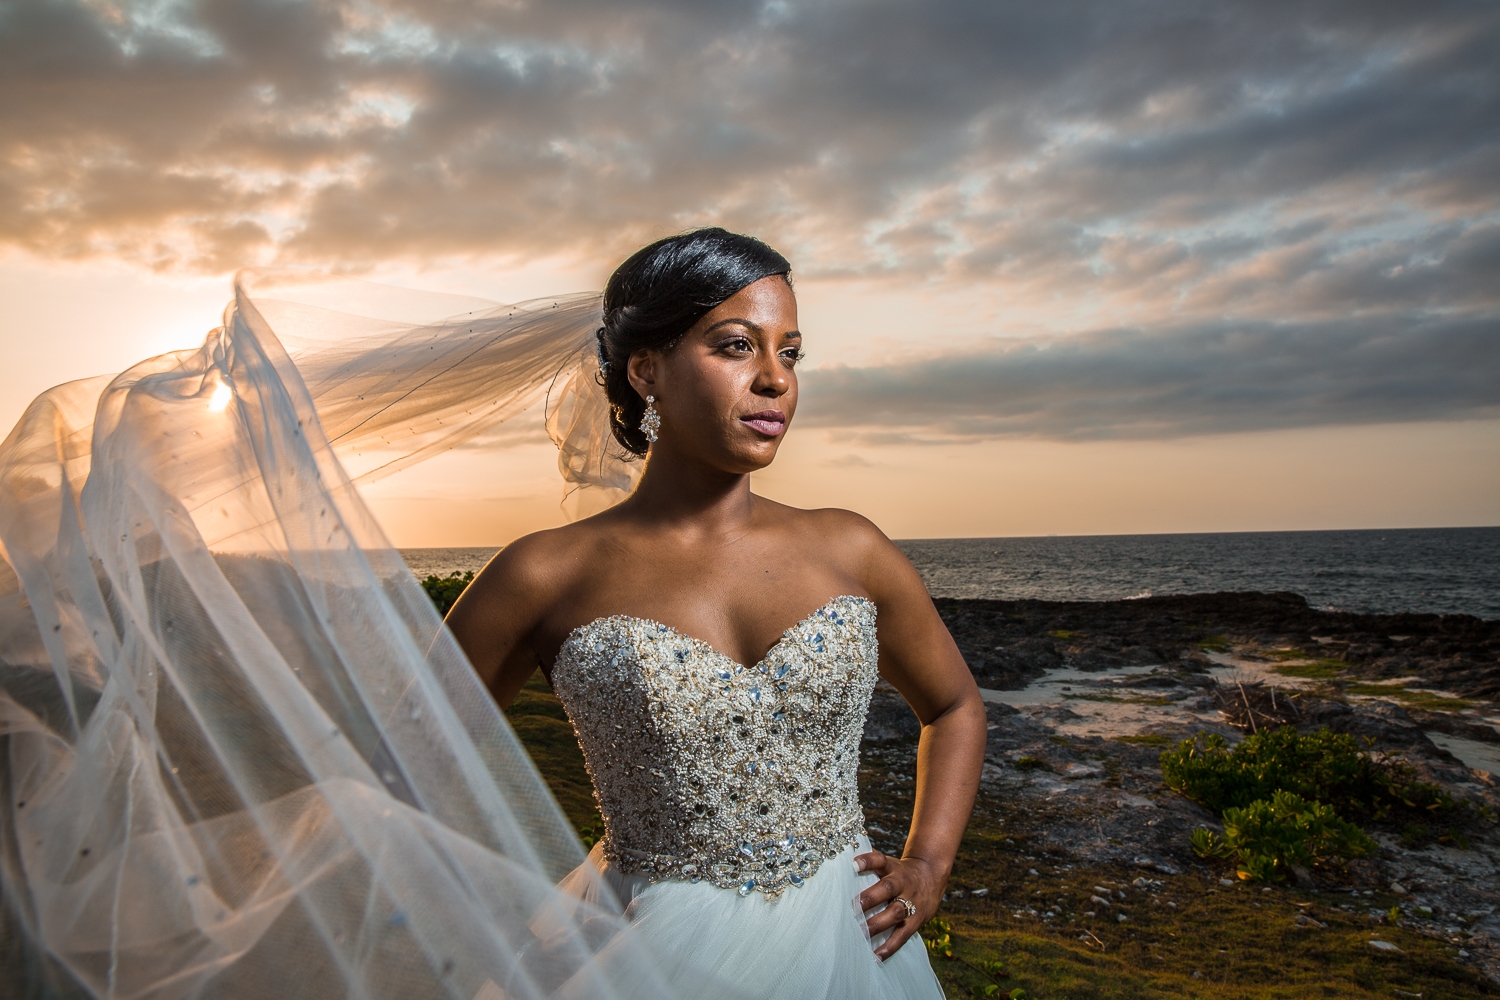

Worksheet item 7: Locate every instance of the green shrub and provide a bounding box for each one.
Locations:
[1159,725,1456,824]
[576,811,605,849]
[920,916,953,958]
[1191,790,1375,882]
[421,570,474,615]
[1164,725,1468,882]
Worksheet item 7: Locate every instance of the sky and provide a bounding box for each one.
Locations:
[2,0,1498,545]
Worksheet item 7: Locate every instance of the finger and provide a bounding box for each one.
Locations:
[874,920,919,961]
[857,872,903,913]
[864,898,913,936]
[853,849,888,876]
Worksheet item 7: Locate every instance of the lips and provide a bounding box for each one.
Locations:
[739,410,786,436]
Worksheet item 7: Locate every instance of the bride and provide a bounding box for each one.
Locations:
[447,228,987,998]
[0,228,981,1000]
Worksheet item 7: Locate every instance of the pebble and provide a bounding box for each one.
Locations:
[1219,878,1236,887]
[971,887,989,897]
[1367,940,1403,953]
[1389,882,1407,895]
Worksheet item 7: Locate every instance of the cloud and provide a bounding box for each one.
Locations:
[1,0,1494,271]
[1,0,1496,438]
[798,311,1500,440]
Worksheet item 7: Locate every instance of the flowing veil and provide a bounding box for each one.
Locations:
[0,272,722,999]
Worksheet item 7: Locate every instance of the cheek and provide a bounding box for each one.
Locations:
[678,362,751,416]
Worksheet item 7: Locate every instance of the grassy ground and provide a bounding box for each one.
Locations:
[502,672,601,836]
[501,677,1495,999]
[862,739,1497,1000]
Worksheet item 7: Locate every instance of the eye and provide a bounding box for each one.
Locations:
[780,347,805,365]
[723,336,753,354]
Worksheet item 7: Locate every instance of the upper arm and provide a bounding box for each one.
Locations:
[443,531,567,709]
[832,513,978,725]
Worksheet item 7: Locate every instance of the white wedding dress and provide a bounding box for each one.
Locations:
[0,272,942,1000]
[550,597,943,998]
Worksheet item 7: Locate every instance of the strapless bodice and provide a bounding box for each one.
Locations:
[550,595,877,899]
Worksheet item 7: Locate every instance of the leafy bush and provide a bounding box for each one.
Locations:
[576,811,605,849]
[920,916,953,958]
[1160,726,1457,825]
[1191,790,1375,882]
[1164,725,1467,881]
[421,570,474,615]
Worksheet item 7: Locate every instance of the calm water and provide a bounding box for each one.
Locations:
[400,526,1500,620]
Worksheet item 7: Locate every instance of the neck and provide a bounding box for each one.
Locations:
[623,444,757,532]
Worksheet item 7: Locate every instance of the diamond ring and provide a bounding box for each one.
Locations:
[894,896,917,918]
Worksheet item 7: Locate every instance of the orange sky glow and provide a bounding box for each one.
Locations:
[2,0,1497,545]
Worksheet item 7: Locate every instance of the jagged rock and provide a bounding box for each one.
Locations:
[933,592,1497,703]
[863,680,921,741]
[1408,710,1500,744]
[1321,701,1427,747]
[970,637,1062,689]
[864,591,1498,985]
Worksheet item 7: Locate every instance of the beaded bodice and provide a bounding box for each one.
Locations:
[551,595,877,899]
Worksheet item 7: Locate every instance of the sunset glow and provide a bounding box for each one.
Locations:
[2,0,1496,544]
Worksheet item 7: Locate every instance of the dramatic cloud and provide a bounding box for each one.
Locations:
[799,310,1500,440]
[2,0,1497,437]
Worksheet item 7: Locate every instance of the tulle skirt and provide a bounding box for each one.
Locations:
[557,836,944,999]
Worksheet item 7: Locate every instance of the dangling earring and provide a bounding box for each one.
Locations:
[639,395,661,444]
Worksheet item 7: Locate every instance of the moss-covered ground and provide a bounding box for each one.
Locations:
[1341,683,1476,713]
[501,674,1495,999]
[862,739,1496,1000]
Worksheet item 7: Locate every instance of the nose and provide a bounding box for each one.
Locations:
[753,349,789,398]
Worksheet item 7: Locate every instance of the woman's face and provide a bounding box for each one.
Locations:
[627,275,801,474]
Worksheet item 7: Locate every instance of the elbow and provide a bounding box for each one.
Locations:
[920,683,987,737]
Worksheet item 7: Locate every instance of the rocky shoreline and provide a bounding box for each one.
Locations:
[861,591,1500,990]
[936,590,1500,699]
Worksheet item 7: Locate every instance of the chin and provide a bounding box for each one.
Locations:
[723,443,781,473]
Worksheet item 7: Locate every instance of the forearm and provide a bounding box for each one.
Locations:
[901,692,987,877]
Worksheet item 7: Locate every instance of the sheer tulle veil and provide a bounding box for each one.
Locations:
[0,271,724,998]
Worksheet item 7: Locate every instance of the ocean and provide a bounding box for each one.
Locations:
[400,525,1500,621]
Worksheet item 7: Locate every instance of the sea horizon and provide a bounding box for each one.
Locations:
[401,524,1500,621]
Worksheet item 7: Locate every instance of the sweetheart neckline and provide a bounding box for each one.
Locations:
[559,595,873,672]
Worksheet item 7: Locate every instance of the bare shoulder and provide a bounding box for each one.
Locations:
[755,498,910,592]
[471,517,604,603]
[796,504,890,552]
[445,515,610,684]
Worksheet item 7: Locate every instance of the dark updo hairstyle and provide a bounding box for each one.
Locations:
[597,227,791,456]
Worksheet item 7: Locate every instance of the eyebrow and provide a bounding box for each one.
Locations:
[704,318,801,338]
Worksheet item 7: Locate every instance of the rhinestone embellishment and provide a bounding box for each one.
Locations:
[551,596,877,899]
